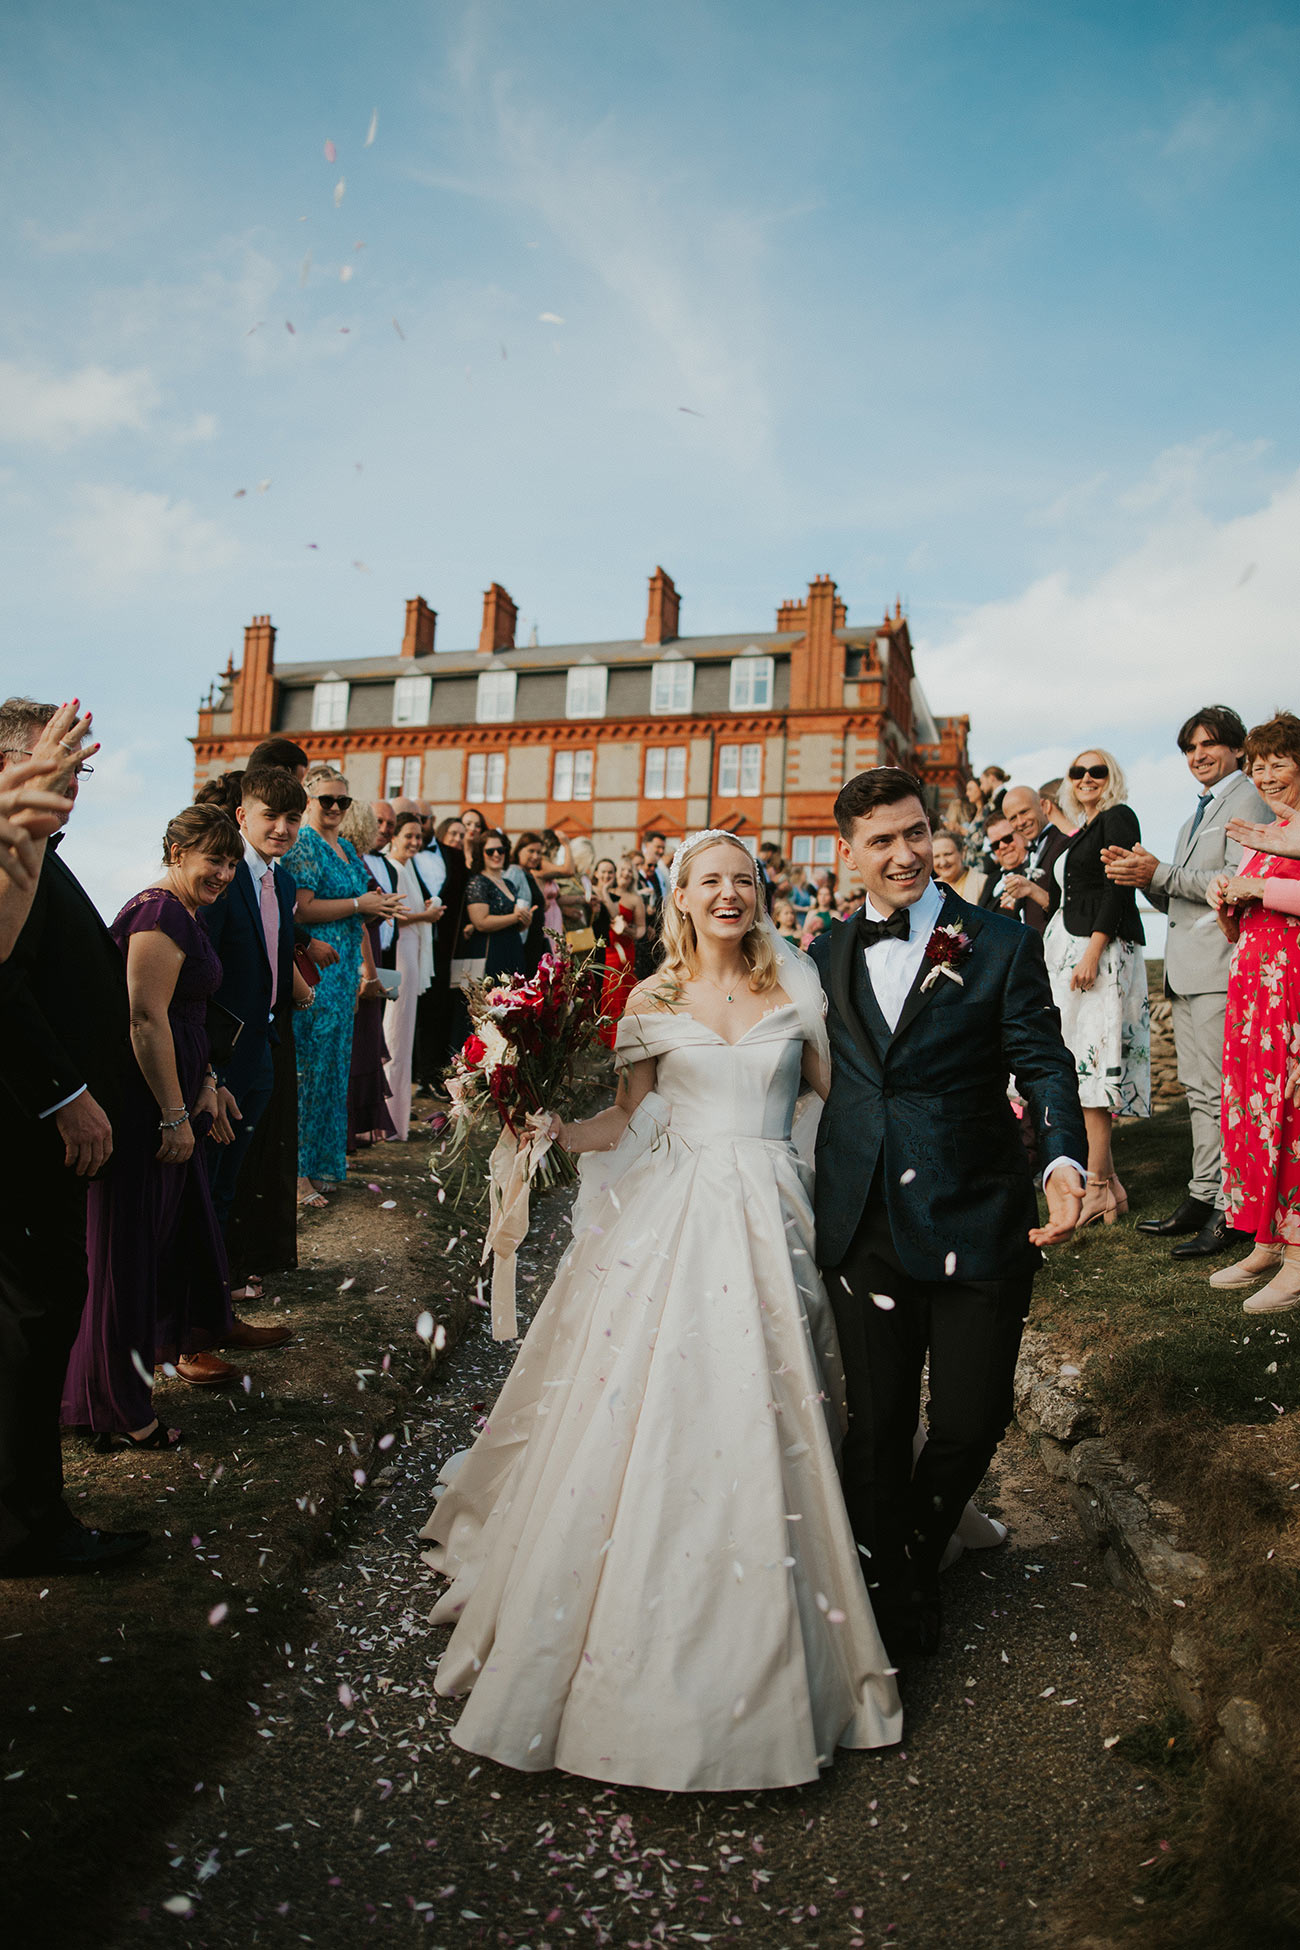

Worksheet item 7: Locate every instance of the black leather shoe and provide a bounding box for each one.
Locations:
[0,1521,150,1577]
[1171,1212,1235,1260]
[1136,1196,1213,1238]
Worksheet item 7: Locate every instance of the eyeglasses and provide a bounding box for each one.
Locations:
[313,794,352,812]
[1068,764,1109,783]
[14,749,93,777]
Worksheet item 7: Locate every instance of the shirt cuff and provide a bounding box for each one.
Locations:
[40,1084,87,1120]
[1042,1155,1086,1189]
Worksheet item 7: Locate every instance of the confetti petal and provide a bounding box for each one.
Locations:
[324,139,336,162]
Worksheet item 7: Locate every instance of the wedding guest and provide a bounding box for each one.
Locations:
[757,839,780,913]
[505,832,548,974]
[420,816,469,1086]
[537,832,567,938]
[962,767,1008,867]
[460,807,487,866]
[789,867,814,912]
[642,831,670,905]
[0,700,151,1572]
[942,796,969,837]
[555,835,597,940]
[382,813,441,1140]
[773,899,801,947]
[200,767,307,1333]
[1042,749,1150,1225]
[246,737,308,780]
[283,769,402,1206]
[1103,707,1269,1260]
[370,799,397,848]
[464,830,534,981]
[340,800,396,1153]
[801,910,829,950]
[195,771,244,817]
[1039,777,1075,838]
[1208,712,1300,1311]
[63,805,245,1443]
[593,856,646,1048]
[931,829,988,906]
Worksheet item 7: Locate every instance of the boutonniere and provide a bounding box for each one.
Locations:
[921,922,974,992]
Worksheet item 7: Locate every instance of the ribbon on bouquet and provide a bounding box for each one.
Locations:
[482,1109,556,1340]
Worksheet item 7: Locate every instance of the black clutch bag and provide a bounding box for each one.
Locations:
[205,1000,245,1067]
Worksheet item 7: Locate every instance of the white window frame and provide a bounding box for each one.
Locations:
[467,751,506,801]
[718,743,740,795]
[644,744,687,799]
[665,745,686,796]
[650,659,694,715]
[383,757,405,798]
[403,754,422,797]
[565,664,608,719]
[311,680,349,731]
[814,836,837,865]
[728,654,774,711]
[739,742,762,796]
[392,674,432,726]
[553,750,594,801]
[475,668,517,724]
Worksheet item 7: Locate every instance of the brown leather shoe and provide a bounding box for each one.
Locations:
[222,1317,293,1350]
[174,1351,240,1386]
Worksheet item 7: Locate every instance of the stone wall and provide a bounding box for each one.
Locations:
[1146,958,1185,1110]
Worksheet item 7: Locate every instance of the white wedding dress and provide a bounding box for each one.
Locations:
[419,1003,903,1792]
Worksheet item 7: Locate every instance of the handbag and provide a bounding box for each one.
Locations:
[376,967,402,999]
[563,927,598,954]
[205,999,245,1067]
[450,951,487,990]
[293,943,321,989]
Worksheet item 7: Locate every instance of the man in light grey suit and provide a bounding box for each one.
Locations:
[1103,706,1269,1258]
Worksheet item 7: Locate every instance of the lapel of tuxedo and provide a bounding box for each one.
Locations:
[890,888,984,1048]
[829,910,886,1079]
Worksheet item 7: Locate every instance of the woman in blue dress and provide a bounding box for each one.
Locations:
[283,769,403,1205]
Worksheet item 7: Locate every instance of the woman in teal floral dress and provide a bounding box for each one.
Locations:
[284,770,403,1204]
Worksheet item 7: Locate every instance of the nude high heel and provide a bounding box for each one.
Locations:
[1079,1172,1121,1226]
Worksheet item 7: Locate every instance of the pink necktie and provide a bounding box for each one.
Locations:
[259,868,279,1011]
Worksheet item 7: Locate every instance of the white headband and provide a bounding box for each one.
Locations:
[667,828,752,892]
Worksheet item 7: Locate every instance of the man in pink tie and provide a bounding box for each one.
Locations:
[200,767,310,1349]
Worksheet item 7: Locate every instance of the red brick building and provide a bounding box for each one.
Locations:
[193,568,970,870]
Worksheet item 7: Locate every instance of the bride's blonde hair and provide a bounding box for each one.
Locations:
[656,832,780,1001]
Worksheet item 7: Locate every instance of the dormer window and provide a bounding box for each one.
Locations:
[310,679,349,731]
[475,668,517,723]
[392,674,432,726]
[565,663,608,718]
[650,657,694,714]
[728,650,773,710]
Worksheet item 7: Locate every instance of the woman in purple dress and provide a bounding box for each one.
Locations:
[62,805,244,1450]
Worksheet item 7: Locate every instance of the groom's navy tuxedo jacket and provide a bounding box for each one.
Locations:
[809,888,1085,1281]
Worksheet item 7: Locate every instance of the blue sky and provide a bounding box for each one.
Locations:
[2,0,1298,917]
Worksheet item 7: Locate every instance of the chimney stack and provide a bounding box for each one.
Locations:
[643,566,680,646]
[478,583,517,655]
[232,613,277,737]
[401,596,436,659]
[788,574,847,711]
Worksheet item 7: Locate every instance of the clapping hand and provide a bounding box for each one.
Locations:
[0,700,94,890]
[360,887,404,921]
[1226,815,1300,858]
[1100,843,1159,887]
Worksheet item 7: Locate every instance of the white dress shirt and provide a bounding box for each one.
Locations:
[861,874,1082,1190]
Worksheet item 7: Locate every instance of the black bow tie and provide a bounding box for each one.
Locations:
[859,908,910,946]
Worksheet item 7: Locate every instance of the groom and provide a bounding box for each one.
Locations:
[809,767,1086,1658]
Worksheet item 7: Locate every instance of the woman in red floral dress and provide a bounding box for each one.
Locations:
[1211,712,1300,1314]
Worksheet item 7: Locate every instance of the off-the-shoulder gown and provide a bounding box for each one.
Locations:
[419,1004,903,1792]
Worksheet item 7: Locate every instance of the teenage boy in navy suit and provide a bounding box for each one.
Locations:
[201,767,309,1345]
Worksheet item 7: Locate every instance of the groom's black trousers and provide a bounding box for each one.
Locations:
[826,1177,1032,1603]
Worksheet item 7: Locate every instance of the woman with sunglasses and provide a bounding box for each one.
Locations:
[1042,748,1150,1224]
[282,768,403,1206]
[464,829,535,981]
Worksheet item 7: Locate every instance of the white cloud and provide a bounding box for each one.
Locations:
[0,360,159,449]
[60,483,238,595]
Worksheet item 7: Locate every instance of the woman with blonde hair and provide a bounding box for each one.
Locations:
[420,828,904,1789]
[283,768,402,1203]
[1042,747,1150,1224]
[930,829,987,905]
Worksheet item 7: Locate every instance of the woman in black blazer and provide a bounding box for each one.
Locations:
[1042,748,1151,1226]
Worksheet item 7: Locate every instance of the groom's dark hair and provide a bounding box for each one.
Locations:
[834,767,926,837]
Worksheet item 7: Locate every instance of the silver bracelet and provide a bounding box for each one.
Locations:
[159,1110,190,1131]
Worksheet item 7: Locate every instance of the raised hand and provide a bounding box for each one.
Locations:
[1225,814,1300,858]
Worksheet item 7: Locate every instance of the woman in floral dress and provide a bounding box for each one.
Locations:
[1211,713,1300,1313]
[283,769,402,1205]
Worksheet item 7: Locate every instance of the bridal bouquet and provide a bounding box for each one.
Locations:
[433,949,607,1339]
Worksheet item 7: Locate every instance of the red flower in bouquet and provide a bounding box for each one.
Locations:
[462,1032,486,1067]
[921,921,974,992]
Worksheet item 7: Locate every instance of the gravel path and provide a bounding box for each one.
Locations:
[117,1214,1164,1950]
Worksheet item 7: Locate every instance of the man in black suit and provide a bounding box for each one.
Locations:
[809,768,1086,1657]
[200,768,307,1340]
[0,697,149,1575]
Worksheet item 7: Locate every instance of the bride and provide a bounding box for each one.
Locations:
[420,829,904,1791]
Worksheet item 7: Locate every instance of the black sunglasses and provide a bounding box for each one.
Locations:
[991,834,1019,850]
[314,793,352,811]
[1068,764,1108,782]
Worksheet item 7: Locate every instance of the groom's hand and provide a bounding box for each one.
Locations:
[1029,1166,1085,1247]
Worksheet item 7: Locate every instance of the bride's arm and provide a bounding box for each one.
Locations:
[801,1040,830,1101]
[551,1054,657,1155]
